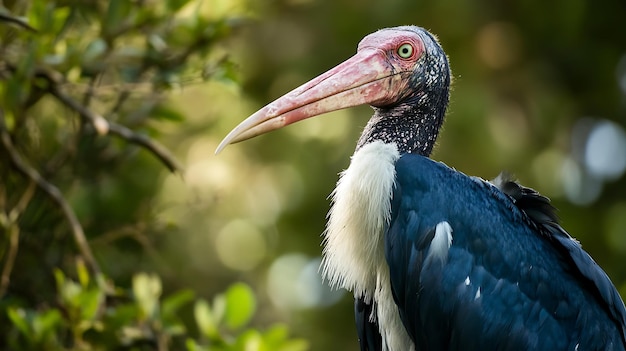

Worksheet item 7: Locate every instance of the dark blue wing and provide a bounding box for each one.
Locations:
[494,173,626,344]
[385,154,626,351]
[355,296,383,351]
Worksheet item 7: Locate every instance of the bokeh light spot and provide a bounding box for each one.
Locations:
[215,219,267,271]
[267,254,343,310]
[487,100,529,151]
[562,156,603,205]
[531,148,566,197]
[286,109,352,143]
[476,22,522,70]
[244,167,286,226]
[584,120,626,180]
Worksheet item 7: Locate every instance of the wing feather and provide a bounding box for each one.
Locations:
[384,154,626,350]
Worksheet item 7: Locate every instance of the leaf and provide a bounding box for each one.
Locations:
[262,324,289,344]
[32,309,62,340]
[212,294,226,326]
[161,289,195,318]
[26,1,45,33]
[104,0,132,37]
[167,0,193,12]
[7,307,31,339]
[79,288,104,321]
[185,338,209,351]
[193,299,219,340]
[160,289,193,337]
[224,283,256,330]
[60,280,83,307]
[233,329,262,350]
[51,6,70,35]
[53,268,66,292]
[132,273,162,320]
[202,57,240,85]
[260,324,310,351]
[76,258,90,288]
[103,303,139,328]
[27,2,69,36]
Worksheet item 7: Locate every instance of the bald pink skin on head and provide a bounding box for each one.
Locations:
[215,28,427,153]
[358,28,425,62]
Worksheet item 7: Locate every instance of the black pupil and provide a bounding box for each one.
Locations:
[401,46,410,55]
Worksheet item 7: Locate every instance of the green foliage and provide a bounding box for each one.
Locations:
[188,282,306,351]
[6,307,62,349]
[0,0,308,350]
[5,265,306,350]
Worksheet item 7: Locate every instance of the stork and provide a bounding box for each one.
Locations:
[216,26,626,350]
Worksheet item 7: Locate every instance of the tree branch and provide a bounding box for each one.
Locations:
[47,82,183,173]
[0,222,20,297]
[0,114,101,276]
[0,181,34,297]
[0,10,37,32]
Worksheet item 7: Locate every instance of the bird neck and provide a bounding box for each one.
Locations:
[355,31,451,156]
[355,94,447,156]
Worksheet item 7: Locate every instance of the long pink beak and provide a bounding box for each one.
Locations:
[215,48,410,154]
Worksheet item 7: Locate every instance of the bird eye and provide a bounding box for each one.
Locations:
[397,43,414,59]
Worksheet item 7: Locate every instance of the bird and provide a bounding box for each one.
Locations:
[216,26,626,351]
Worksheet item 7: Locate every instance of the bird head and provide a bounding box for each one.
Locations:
[216,26,450,155]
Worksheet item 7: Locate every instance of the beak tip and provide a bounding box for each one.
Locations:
[215,140,228,155]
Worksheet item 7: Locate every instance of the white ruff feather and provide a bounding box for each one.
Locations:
[320,141,413,351]
[321,141,399,298]
[425,221,453,266]
[376,268,415,351]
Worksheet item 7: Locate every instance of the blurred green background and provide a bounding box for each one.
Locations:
[1,0,625,350]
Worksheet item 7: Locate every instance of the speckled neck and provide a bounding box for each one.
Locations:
[355,28,450,157]
[356,100,444,156]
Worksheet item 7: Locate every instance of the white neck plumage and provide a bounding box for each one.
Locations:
[320,140,414,351]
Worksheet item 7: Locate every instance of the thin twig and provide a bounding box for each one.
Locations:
[0,223,19,297]
[7,180,35,225]
[0,181,36,298]
[0,180,34,296]
[0,118,102,276]
[0,11,37,32]
[48,83,183,173]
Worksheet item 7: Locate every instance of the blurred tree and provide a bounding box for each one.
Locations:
[0,0,305,350]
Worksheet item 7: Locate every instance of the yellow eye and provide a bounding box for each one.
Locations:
[397,43,414,59]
